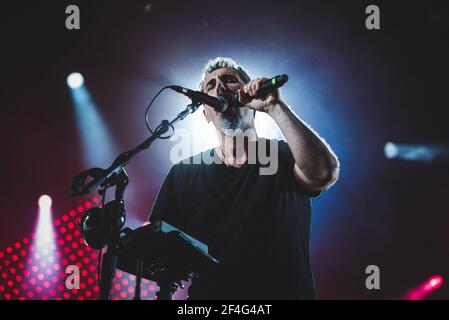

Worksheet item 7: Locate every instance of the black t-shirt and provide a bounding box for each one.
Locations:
[149,138,319,299]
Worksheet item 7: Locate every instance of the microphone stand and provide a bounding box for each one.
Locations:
[70,100,201,300]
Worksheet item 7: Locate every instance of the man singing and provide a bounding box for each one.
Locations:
[149,57,339,299]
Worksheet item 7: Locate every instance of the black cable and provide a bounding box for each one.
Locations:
[144,86,172,135]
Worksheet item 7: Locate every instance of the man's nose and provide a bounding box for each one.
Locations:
[216,80,227,95]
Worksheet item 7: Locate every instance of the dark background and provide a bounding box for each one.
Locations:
[1,0,448,299]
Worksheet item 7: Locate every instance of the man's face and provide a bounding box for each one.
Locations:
[202,67,254,136]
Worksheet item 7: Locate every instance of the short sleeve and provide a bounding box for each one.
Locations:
[277,139,322,198]
[148,164,185,227]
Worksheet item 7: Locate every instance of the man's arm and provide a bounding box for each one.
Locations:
[241,77,340,192]
[268,101,340,191]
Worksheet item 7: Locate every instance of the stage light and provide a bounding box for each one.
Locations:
[384,142,398,159]
[38,195,52,210]
[70,82,116,166]
[384,142,449,161]
[67,72,84,89]
[404,274,443,300]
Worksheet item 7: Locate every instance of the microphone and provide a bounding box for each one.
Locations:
[170,74,289,113]
[169,85,229,112]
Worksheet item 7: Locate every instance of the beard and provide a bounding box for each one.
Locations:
[219,107,244,136]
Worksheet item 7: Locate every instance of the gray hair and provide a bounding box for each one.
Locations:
[199,57,251,90]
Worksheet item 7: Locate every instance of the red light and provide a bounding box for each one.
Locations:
[36,286,42,293]
[77,296,85,300]
[63,247,70,254]
[9,267,16,274]
[54,219,61,226]
[70,210,77,217]
[24,270,30,277]
[89,265,96,272]
[63,292,70,299]
[74,230,81,237]
[93,197,99,203]
[0,252,4,258]
[114,284,121,290]
[13,288,19,295]
[12,254,19,261]
[18,262,25,269]
[29,278,36,285]
[87,278,94,285]
[38,273,44,280]
[66,234,73,242]
[21,283,28,290]
[20,250,27,257]
[81,270,88,277]
[86,290,92,297]
[26,257,32,264]
[80,282,86,289]
[93,285,99,292]
[15,275,22,282]
[5,293,11,300]
[77,206,84,213]
[71,242,79,249]
[44,281,50,288]
[83,257,90,264]
[52,276,58,283]
[1,272,8,279]
[4,259,10,266]
[84,201,92,208]
[127,287,134,293]
[41,295,48,300]
[14,242,21,249]
[32,266,38,273]
[68,222,75,230]
[122,279,129,286]
[7,280,13,287]
[120,292,127,299]
[6,246,13,254]
[62,215,69,222]
[22,237,29,244]
[60,227,67,234]
[57,239,64,246]
[69,254,76,261]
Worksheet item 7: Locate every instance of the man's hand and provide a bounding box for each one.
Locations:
[238,77,283,114]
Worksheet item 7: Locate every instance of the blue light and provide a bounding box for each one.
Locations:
[67,72,84,89]
[384,142,398,159]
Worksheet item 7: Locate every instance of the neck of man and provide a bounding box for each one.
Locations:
[215,126,258,167]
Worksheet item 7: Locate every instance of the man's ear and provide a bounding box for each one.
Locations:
[203,109,210,123]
